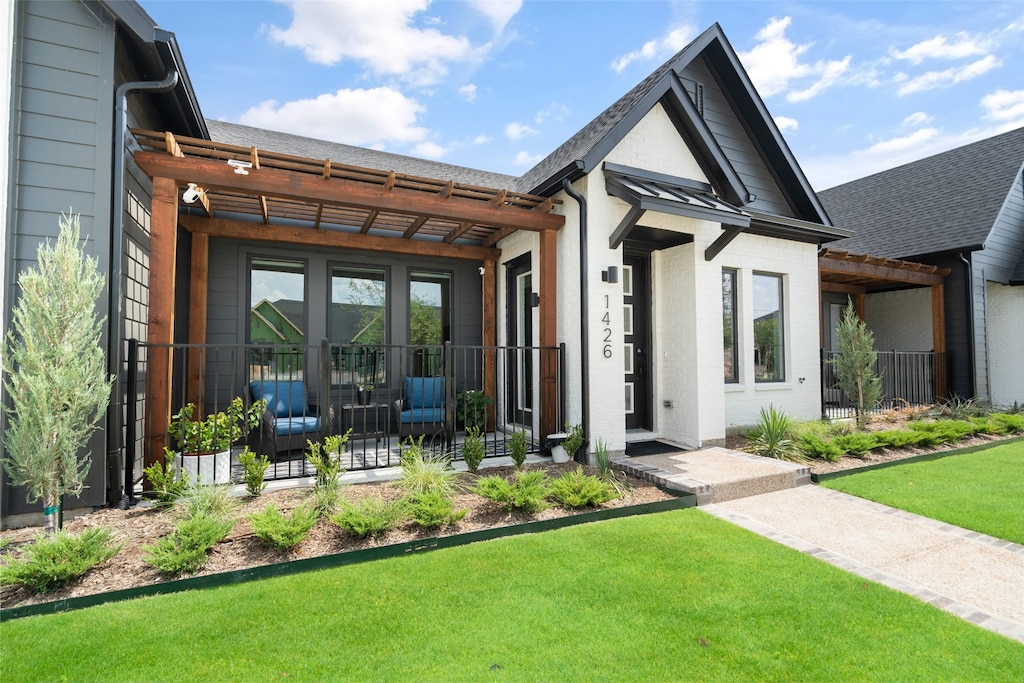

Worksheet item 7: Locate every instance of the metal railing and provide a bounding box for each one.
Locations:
[125,340,565,495]
[821,349,949,419]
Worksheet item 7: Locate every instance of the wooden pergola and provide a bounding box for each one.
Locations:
[818,248,951,355]
[131,130,565,468]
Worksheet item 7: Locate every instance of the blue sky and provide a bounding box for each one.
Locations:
[143,1,1024,190]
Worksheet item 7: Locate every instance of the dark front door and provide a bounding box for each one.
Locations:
[506,256,533,427]
[624,254,651,430]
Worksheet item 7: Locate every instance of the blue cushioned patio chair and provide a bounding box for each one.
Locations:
[249,380,335,455]
[392,376,447,440]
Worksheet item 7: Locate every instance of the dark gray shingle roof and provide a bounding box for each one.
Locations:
[818,127,1024,259]
[205,120,518,189]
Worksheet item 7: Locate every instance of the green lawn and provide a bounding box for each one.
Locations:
[822,439,1024,544]
[2,510,1021,681]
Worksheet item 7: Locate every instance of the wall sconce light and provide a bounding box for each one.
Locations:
[182,182,203,204]
[228,159,252,175]
[602,266,619,283]
[529,292,540,308]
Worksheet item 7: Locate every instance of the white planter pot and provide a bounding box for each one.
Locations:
[550,445,569,463]
[179,450,232,485]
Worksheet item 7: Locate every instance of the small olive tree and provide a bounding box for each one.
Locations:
[832,299,883,426]
[2,213,112,534]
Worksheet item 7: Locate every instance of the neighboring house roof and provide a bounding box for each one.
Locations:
[515,23,831,228]
[819,127,1024,260]
[205,121,517,189]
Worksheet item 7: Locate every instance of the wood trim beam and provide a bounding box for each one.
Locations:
[819,256,947,286]
[135,151,564,233]
[444,221,475,244]
[482,259,497,431]
[403,215,429,239]
[180,215,500,262]
[360,209,379,233]
[482,226,517,248]
[704,225,743,261]
[539,230,558,439]
[820,280,867,295]
[187,233,209,408]
[931,283,946,354]
[145,177,178,477]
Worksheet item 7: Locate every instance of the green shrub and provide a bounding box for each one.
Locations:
[548,467,618,508]
[872,429,929,449]
[508,429,528,469]
[593,437,630,494]
[398,440,464,499]
[991,413,1024,433]
[306,432,351,518]
[909,420,976,444]
[461,427,486,473]
[832,432,883,456]
[331,496,407,538]
[0,528,122,593]
[797,434,844,461]
[456,389,494,430]
[176,484,238,520]
[562,423,585,460]
[143,512,234,575]
[748,405,802,461]
[239,448,270,496]
[142,448,191,506]
[407,492,468,529]
[248,504,318,551]
[940,395,990,420]
[474,470,550,514]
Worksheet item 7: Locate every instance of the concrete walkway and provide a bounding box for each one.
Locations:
[614,446,1024,644]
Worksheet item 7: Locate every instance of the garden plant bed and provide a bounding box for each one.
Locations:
[0,462,675,611]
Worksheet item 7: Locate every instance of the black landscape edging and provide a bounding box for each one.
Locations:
[0,494,695,622]
[810,434,1024,483]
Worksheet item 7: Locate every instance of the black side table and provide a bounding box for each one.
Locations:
[342,403,388,443]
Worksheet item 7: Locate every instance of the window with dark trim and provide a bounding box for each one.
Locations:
[249,258,306,344]
[753,272,785,382]
[722,268,738,383]
[331,266,388,345]
[409,271,451,345]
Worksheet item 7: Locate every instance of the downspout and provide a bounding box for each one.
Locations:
[107,68,179,508]
[561,177,589,457]
[957,252,975,399]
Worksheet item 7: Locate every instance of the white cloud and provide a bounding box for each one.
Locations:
[787,56,851,102]
[265,0,485,86]
[505,122,538,140]
[473,134,492,144]
[468,0,522,34]
[514,150,543,166]
[738,17,812,97]
[238,87,428,146]
[459,84,478,102]
[890,32,992,64]
[412,141,448,159]
[535,103,570,125]
[774,116,799,132]
[902,111,933,127]
[610,26,694,73]
[981,89,1024,123]
[864,127,941,155]
[897,55,1000,95]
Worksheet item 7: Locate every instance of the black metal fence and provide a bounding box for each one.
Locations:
[125,340,565,495]
[821,350,949,419]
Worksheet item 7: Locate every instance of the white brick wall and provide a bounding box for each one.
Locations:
[865,288,934,352]
[987,282,1024,407]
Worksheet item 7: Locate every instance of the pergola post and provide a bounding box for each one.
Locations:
[145,177,178,474]
[482,259,497,431]
[187,232,209,408]
[932,283,947,398]
[539,230,558,439]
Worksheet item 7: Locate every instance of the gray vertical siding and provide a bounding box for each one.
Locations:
[3,0,117,517]
[680,57,793,217]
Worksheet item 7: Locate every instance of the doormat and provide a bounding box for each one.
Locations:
[625,440,685,457]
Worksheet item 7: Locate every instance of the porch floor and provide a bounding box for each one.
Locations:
[613,446,811,505]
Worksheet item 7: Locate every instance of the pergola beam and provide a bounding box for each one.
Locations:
[134,151,564,234]
[179,215,500,262]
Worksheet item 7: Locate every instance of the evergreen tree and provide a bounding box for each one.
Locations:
[832,299,883,426]
[3,213,112,534]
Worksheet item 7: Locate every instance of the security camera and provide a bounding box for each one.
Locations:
[183,183,201,204]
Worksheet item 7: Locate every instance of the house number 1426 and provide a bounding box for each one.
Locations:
[602,295,613,358]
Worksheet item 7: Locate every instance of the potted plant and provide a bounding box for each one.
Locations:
[549,422,585,464]
[168,397,265,485]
